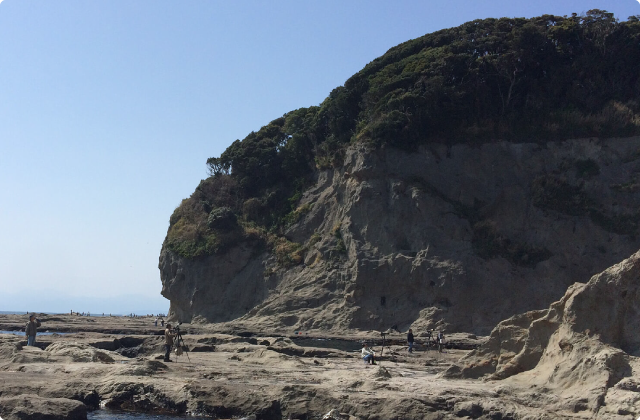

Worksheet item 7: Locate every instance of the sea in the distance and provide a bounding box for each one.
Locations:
[0,311,164,317]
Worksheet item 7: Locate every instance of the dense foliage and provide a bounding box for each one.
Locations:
[355,11,640,147]
[167,11,640,259]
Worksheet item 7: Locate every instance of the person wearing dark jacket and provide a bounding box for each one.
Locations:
[407,329,415,353]
[25,314,41,346]
[164,324,175,362]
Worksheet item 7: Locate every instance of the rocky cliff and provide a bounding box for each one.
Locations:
[160,136,640,334]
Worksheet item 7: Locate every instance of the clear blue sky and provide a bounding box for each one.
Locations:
[1,0,638,314]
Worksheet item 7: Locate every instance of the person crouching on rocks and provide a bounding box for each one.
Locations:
[25,314,41,346]
[164,323,175,362]
[361,342,376,365]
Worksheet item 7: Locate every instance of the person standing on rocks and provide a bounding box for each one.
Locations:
[25,314,41,346]
[164,323,175,362]
[437,330,445,353]
[361,342,376,365]
[407,329,414,353]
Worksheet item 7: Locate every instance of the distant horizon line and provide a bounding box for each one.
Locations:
[0,310,168,316]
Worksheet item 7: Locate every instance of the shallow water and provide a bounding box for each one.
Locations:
[293,337,361,352]
[88,410,210,420]
[0,330,72,336]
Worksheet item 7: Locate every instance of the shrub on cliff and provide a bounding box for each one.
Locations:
[207,207,237,231]
[471,220,552,267]
[165,177,245,258]
[531,175,640,236]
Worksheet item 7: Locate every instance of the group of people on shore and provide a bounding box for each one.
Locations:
[360,328,446,365]
[69,311,99,316]
[406,328,445,353]
[67,310,165,318]
[22,312,444,365]
[21,313,176,363]
[22,312,170,347]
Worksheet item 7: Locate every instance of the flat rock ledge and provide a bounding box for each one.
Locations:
[0,395,87,420]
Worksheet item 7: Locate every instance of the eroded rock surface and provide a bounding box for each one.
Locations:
[0,303,637,419]
[0,395,87,420]
[1,321,492,420]
[447,249,640,418]
[161,137,640,334]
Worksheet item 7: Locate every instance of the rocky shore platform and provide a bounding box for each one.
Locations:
[0,314,483,420]
[1,288,639,420]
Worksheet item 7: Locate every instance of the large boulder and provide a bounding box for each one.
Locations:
[446,249,640,417]
[0,395,87,420]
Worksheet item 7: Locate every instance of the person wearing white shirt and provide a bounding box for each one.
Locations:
[361,342,376,365]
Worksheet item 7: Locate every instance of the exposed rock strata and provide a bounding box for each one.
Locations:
[446,249,640,418]
[161,137,640,334]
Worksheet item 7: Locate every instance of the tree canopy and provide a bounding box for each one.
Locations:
[168,10,640,259]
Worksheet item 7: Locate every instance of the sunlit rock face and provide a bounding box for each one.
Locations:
[160,136,640,334]
[445,248,640,417]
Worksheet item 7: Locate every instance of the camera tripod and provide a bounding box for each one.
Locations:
[172,323,190,362]
[424,330,445,353]
[380,331,388,356]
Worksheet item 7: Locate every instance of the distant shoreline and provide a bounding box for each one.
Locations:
[0,311,165,317]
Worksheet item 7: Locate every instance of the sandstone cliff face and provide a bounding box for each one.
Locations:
[445,248,640,417]
[160,137,640,334]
